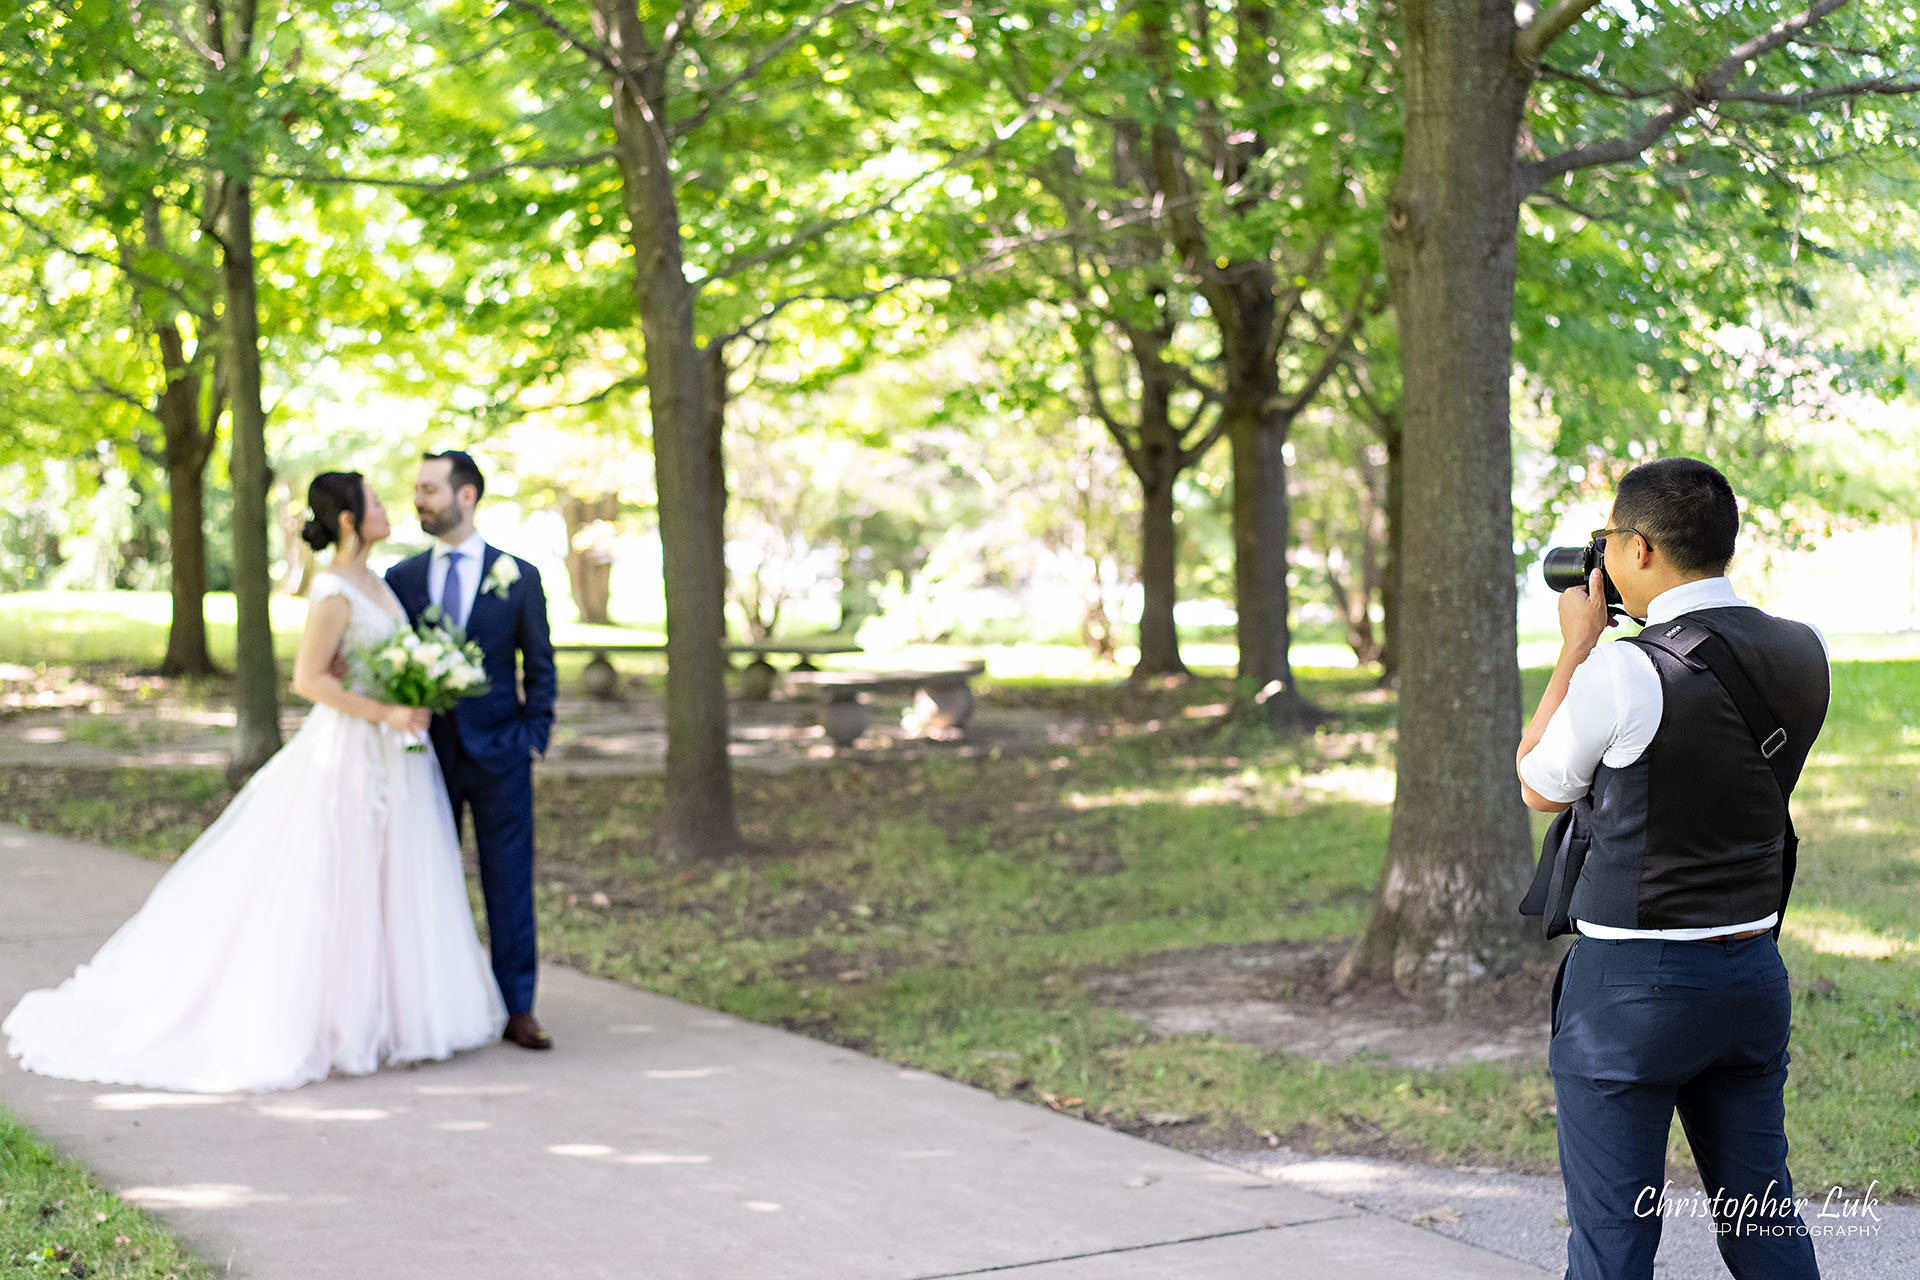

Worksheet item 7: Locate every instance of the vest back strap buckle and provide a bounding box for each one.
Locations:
[1760,727,1788,759]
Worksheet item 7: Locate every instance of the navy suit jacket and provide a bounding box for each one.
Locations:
[386,544,556,770]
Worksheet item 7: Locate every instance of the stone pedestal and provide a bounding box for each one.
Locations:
[740,658,777,701]
[580,653,619,699]
[912,678,974,738]
[820,694,869,748]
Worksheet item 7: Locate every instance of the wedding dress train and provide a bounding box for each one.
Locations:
[3,573,507,1092]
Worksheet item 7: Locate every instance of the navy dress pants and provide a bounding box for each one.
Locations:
[1551,933,1819,1280]
[434,723,539,1018]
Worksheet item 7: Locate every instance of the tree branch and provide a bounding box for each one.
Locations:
[712,270,969,347]
[71,357,160,424]
[504,0,671,154]
[1715,75,1920,107]
[1,200,206,314]
[1528,189,1625,224]
[1538,63,1672,102]
[259,151,616,192]
[1339,361,1400,444]
[1077,338,1143,470]
[661,0,699,56]
[502,0,623,78]
[696,166,952,286]
[1523,0,1863,189]
[701,7,1135,290]
[1267,231,1335,360]
[1514,0,1607,70]
[1176,397,1229,469]
[670,0,866,137]
[1280,288,1374,418]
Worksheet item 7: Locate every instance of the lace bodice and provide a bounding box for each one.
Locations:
[310,573,407,692]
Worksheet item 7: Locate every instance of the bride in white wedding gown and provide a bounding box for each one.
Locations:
[3,472,507,1093]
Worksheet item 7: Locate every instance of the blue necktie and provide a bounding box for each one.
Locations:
[442,551,465,629]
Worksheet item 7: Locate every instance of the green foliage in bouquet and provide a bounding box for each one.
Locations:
[355,608,490,748]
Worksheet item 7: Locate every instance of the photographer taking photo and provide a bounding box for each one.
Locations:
[1516,457,1831,1280]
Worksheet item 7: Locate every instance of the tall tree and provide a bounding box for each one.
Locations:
[583,0,739,860]
[1134,0,1386,730]
[1,2,229,676]
[1072,290,1223,679]
[442,0,935,860]
[1339,0,1920,993]
[375,0,992,860]
[199,0,281,772]
[963,0,1392,717]
[1014,128,1225,679]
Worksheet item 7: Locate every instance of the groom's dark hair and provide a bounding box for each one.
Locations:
[425,450,486,503]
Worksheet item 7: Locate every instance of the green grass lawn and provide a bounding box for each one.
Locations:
[0,589,675,661]
[2,592,1915,1205]
[0,1106,212,1280]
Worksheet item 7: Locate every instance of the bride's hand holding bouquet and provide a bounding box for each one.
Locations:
[359,608,490,751]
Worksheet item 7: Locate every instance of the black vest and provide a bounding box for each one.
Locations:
[1564,606,1829,930]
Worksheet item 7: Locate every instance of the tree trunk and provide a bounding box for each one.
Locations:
[204,0,278,774]
[161,443,213,675]
[1321,482,1382,670]
[221,173,281,774]
[596,0,740,862]
[154,327,216,677]
[129,196,217,678]
[1134,461,1185,678]
[1137,2,1315,726]
[277,487,318,597]
[560,492,618,625]
[704,337,732,641]
[1130,341,1187,680]
[1220,271,1318,731]
[1378,421,1404,686]
[1352,436,1385,667]
[1334,0,1543,995]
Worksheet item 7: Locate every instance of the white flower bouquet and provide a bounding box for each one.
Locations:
[358,609,491,751]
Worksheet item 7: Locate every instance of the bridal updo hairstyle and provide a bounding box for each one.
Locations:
[302,471,366,551]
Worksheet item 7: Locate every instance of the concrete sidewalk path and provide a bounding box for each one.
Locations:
[0,824,1548,1279]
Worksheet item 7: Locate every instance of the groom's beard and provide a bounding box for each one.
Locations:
[418,503,460,537]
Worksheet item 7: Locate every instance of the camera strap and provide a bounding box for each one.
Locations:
[1630,620,1798,937]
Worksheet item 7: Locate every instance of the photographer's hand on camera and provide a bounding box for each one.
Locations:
[1516,567,1616,809]
[1558,566,1616,658]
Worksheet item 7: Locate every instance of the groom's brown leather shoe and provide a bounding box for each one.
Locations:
[503,1013,553,1051]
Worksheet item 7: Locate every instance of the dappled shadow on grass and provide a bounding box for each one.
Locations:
[0,766,235,860]
[13,659,1915,1194]
[515,678,1566,1176]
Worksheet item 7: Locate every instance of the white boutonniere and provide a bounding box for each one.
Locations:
[483,555,521,600]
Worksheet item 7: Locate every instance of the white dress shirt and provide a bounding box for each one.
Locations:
[1520,577,1830,941]
[429,532,487,628]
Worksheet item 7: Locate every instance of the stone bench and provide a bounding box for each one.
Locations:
[783,661,987,747]
[553,641,863,700]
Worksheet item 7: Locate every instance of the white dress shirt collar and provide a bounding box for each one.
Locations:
[1643,576,1744,627]
[434,530,487,565]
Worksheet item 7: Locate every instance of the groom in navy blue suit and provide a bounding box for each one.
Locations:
[388,450,557,1050]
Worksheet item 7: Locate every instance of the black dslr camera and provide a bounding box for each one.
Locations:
[1541,537,1630,620]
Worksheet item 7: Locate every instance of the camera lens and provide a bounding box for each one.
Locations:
[1541,546,1591,593]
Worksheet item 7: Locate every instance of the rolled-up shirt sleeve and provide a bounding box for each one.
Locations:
[1520,645,1639,804]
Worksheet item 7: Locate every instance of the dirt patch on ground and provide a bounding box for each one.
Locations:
[1086,940,1561,1071]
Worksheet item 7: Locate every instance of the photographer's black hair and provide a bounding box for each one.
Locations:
[424,449,486,503]
[1611,457,1738,577]
[302,472,366,551]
